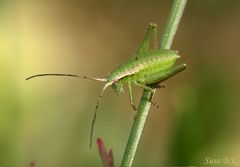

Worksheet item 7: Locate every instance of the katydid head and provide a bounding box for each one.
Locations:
[111,82,124,95]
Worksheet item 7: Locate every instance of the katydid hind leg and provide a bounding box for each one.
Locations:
[156,63,187,83]
[127,81,137,112]
[139,64,187,85]
[136,23,157,56]
[153,24,158,50]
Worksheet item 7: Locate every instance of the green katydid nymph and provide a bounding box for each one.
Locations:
[26,23,186,148]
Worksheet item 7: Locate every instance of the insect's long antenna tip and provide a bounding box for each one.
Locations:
[89,83,110,148]
[25,73,107,82]
[25,75,37,80]
[25,76,34,80]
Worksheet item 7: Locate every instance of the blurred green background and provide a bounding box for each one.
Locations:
[1,0,240,166]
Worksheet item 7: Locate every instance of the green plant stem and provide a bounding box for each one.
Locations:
[120,0,187,167]
[160,0,188,49]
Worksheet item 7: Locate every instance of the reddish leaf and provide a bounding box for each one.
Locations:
[30,161,35,167]
[96,138,114,167]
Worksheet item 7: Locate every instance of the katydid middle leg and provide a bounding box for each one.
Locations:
[128,81,137,112]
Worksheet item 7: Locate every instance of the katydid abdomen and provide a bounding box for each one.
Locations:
[107,49,180,85]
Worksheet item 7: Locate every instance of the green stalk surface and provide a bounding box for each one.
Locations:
[120,0,188,166]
